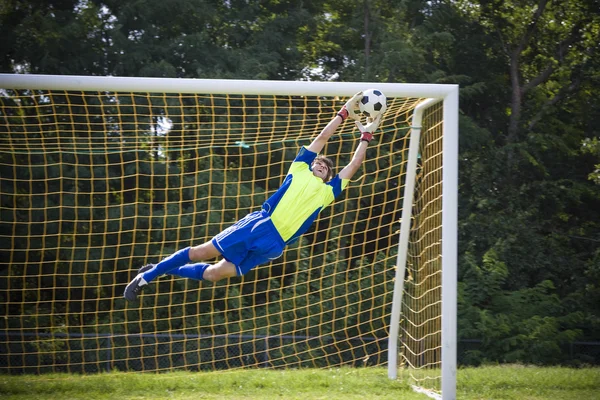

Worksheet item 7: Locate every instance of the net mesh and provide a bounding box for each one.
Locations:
[0,87,443,391]
[401,103,444,390]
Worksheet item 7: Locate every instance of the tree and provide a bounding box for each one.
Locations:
[463,0,600,143]
[453,0,600,360]
[0,0,108,74]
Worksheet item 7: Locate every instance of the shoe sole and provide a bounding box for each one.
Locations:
[124,275,146,302]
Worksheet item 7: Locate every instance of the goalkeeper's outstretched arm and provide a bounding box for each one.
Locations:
[307,92,363,154]
[339,114,382,180]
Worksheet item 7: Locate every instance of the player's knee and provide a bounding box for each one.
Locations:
[202,267,223,282]
[202,269,216,282]
[203,263,237,282]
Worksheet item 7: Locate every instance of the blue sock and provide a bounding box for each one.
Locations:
[167,263,209,281]
[142,247,191,283]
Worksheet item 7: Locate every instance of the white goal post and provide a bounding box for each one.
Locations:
[0,73,457,400]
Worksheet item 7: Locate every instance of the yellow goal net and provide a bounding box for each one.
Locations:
[0,75,457,398]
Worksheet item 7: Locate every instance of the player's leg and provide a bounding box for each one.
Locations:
[124,240,221,302]
[167,241,236,281]
[176,254,262,283]
[125,210,267,301]
[143,241,220,281]
[166,256,237,282]
[173,247,280,283]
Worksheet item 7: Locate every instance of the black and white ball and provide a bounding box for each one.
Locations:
[359,89,387,118]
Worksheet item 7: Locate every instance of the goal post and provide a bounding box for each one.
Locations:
[0,74,457,399]
[386,95,457,400]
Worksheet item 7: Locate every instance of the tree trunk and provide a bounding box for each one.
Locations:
[507,49,522,144]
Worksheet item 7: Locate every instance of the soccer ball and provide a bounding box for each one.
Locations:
[359,89,387,118]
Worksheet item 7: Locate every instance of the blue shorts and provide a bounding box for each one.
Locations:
[212,210,286,276]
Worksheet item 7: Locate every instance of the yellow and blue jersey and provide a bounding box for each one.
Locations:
[262,146,350,244]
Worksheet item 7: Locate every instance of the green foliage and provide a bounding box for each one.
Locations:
[460,274,587,365]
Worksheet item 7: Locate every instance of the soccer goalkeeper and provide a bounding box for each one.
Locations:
[124,92,383,302]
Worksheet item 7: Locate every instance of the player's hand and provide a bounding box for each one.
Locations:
[355,113,382,142]
[337,91,363,121]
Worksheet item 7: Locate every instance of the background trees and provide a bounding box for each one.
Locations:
[2,0,599,365]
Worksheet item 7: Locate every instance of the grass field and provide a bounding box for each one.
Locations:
[1,365,599,400]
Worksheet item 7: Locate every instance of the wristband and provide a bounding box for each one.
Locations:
[336,106,348,121]
[360,132,373,142]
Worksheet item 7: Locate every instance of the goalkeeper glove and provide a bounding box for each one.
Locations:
[355,113,382,143]
[337,91,363,121]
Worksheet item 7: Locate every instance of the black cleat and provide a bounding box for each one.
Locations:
[123,273,148,302]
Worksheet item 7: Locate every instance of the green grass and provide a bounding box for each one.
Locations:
[0,365,598,400]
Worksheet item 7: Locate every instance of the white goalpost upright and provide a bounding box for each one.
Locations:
[0,73,457,399]
[387,93,458,400]
[441,92,459,400]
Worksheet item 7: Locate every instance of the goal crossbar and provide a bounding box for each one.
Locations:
[0,73,456,99]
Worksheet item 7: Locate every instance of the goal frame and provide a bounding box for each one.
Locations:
[0,73,458,400]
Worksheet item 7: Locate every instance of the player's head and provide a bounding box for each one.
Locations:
[312,155,334,182]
